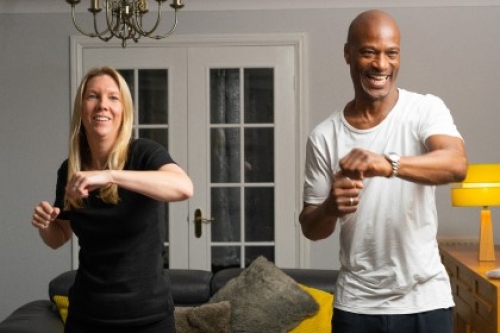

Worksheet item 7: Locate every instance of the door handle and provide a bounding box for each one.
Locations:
[194,208,215,238]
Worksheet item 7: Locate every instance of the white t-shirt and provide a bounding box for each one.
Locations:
[303,89,462,315]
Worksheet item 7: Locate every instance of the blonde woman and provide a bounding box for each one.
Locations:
[32,67,193,333]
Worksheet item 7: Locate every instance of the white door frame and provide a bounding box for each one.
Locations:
[69,33,311,269]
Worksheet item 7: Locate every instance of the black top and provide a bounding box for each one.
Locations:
[54,138,175,326]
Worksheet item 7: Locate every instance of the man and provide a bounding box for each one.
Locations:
[299,10,467,333]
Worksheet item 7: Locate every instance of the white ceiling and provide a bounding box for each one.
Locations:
[1,0,500,14]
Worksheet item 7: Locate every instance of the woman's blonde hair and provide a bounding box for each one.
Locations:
[65,66,134,209]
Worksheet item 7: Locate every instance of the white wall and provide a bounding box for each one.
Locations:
[1,3,500,320]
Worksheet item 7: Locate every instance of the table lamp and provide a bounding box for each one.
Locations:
[451,164,500,262]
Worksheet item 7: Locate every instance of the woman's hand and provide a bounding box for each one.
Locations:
[32,201,60,230]
[65,170,112,199]
[32,201,72,249]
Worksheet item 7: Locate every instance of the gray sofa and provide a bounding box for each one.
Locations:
[0,266,338,333]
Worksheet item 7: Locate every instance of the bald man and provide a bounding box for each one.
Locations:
[299,10,467,333]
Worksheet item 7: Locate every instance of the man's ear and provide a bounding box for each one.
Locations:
[344,43,351,64]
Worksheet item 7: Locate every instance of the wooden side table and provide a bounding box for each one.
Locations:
[440,244,500,333]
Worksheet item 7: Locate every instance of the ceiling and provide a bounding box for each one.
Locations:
[1,0,499,14]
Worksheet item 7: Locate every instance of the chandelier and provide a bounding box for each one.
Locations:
[65,0,184,47]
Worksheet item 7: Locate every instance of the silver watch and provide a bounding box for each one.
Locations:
[383,152,400,177]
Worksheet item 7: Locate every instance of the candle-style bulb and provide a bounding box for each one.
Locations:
[90,0,100,10]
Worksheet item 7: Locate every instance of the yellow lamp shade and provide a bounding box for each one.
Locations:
[451,164,500,207]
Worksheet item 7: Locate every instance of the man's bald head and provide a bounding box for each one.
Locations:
[346,10,400,47]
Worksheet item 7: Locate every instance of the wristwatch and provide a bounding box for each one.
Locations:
[383,152,400,178]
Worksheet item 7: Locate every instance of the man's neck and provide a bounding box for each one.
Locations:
[344,88,399,129]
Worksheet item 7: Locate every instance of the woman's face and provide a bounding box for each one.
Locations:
[81,74,123,144]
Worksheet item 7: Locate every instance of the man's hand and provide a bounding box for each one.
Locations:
[338,148,392,179]
[331,170,364,217]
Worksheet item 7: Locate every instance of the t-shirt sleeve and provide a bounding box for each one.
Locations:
[418,94,463,142]
[129,138,176,171]
[53,160,72,220]
[302,135,334,206]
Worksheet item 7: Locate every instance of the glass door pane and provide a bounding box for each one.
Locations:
[209,68,275,271]
[187,44,297,270]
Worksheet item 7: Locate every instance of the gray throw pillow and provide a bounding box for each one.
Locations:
[209,256,319,333]
[175,301,231,333]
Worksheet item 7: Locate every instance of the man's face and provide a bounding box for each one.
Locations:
[344,20,400,102]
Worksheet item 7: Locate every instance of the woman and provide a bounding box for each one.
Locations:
[31,67,193,333]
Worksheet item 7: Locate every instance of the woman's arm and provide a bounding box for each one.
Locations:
[32,201,73,249]
[67,163,194,203]
[109,163,194,202]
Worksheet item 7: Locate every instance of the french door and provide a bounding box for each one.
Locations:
[71,35,302,270]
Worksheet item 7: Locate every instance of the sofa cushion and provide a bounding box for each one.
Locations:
[289,284,333,333]
[212,267,339,295]
[0,300,64,333]
[52,295,69,323]
[174,301,231,333]
[209,256,319,333]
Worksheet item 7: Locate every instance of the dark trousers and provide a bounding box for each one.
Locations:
[332,307,453,333]
[65,314,176,333]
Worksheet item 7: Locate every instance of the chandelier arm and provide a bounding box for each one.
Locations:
[149,9,179,40]
[92,10,114,42]
[132,1,164,37]
[69,5,100,38]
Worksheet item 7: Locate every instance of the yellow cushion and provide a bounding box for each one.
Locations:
[288,284,334,333]
[52,295,69,324]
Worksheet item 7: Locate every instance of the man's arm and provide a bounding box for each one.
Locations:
[397,135,467,185]
[299,174,363,241]
[339,134,467,185]
[301,134,467,241]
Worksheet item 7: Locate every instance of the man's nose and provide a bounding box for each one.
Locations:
[372,55,389,70]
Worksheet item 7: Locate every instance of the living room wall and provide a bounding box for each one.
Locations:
[1,2,500,321]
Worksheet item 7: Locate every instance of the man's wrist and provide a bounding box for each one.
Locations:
[383,152,400,177]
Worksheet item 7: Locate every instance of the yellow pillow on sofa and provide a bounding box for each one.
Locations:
[52,295,69,324]
[288,284,334,333]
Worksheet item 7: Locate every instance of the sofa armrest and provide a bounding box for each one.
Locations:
[166,269,213,306]
[48,270,76,300]
[0,300,64,333]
